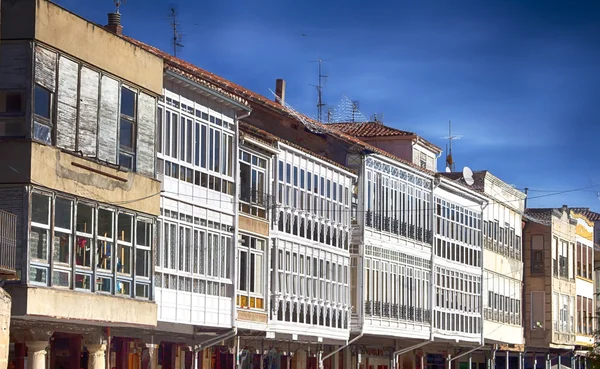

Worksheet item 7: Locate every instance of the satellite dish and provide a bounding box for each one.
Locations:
[445,166,451,173]
[463,166,474,186]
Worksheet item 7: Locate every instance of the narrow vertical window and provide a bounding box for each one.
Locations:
[119,86,137,170]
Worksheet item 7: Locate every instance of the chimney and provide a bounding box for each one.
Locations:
[105,12,123,35]
[275,79,286,105]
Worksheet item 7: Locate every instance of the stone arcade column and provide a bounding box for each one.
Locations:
[146,344,159,369]
[25,341,47,369]
[87,344,107,369]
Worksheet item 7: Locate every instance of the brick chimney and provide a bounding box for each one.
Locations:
[275,79,286,105]
[105,12,123,35]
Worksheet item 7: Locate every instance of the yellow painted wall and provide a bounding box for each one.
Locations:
[8,286,157,327]
[30,143,160,215]
[1,0,163,94]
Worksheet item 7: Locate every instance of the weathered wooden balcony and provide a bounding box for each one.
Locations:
[0,209,17,278]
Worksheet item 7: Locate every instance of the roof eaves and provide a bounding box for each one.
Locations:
[121,36,433,177]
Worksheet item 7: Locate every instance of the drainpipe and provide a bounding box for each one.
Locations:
[229,109,251,348]
[319,154,366,369]
[194,328,238,357]
[447,344,485,367]
[392,340,433,369]
[319,330,364,369]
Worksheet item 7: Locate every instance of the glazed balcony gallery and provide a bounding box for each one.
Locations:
[29,189,154,298]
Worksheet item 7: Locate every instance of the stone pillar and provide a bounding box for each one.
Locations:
[0,289,11,369]
[146,344,159,369]
[87,344,106,369]
[25,341,47,369]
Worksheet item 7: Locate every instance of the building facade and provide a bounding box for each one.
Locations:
[428,176,486,368]
[570,211,595,363]
[153,61,252,368]
[0,1,162,369]
[523,207,578,368]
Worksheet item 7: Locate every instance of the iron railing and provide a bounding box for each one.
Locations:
[239,186,271,208]
[0,209,16,276]
[365,211,433,244]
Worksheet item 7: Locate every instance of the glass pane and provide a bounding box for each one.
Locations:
[120,87,136,117]
[136,221,152,247]
[53,231,71,264]
[117,213,132,243]
[117,244,131,275]
[96,240,112,271]
[52,269,70,287]
[30,266,48,284]
[239,251,247,291]
[116,279,131,296]
[55,197,72,229]
[76,236,92,267]
[119,118,134,149]
[29,227,48,261]
[31,193,49,225]
[75,274,91,290]
[34,85,51,118]
[136,249,150,278]
[135,283,150,298]
[119,153,134,170]
[98,209,113,238]
[96,276,112,293]
[33,122,51,144]
[76,203,94,233]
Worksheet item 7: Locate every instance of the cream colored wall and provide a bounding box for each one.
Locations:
[239,215,269,236]
[8,286,157,327]
[30,143,160,215]
[1,0,163,94]
[0,289,10,369]
[34,0,163,94]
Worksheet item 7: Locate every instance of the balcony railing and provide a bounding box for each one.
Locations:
[239,186,273,218]
[0,209,16,277]
[365,211,433,244]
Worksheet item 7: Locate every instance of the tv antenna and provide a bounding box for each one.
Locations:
[441,120,462,172]
[113,0,126,13]
[269,89,327,134]
[309,59,328,122]
[169,6,184,57]
[329,95,368,123]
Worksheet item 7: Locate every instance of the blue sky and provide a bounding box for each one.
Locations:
[58,0,600,211]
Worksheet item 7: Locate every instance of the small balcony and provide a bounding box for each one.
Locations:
[0,209,17,278]
[239,186,272,219]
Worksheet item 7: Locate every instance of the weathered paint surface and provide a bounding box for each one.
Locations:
[98,75,119,163]
[56,55,79,150]
[137,92,156,177]
[30,142,160,215]
[78,66,100,157]
[34,45,56,91]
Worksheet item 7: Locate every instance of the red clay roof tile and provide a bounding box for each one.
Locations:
[119,35,436,177]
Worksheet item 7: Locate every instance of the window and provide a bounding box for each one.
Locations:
[29,191,153,298]
[237,235,265,309]
[29,192,51,284]
[531,235,544,274]
[239,150,267,217]
[75,203,93,290]
[531,291,545,329]
[119,86,137,170]
[52,197,73,288]
[0,91,24,114]
[33,84,52,144]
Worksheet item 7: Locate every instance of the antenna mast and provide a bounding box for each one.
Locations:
[309,59,328,122]
[441,120,462,172]
[169,6,184,57]
[113,0,126,13]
